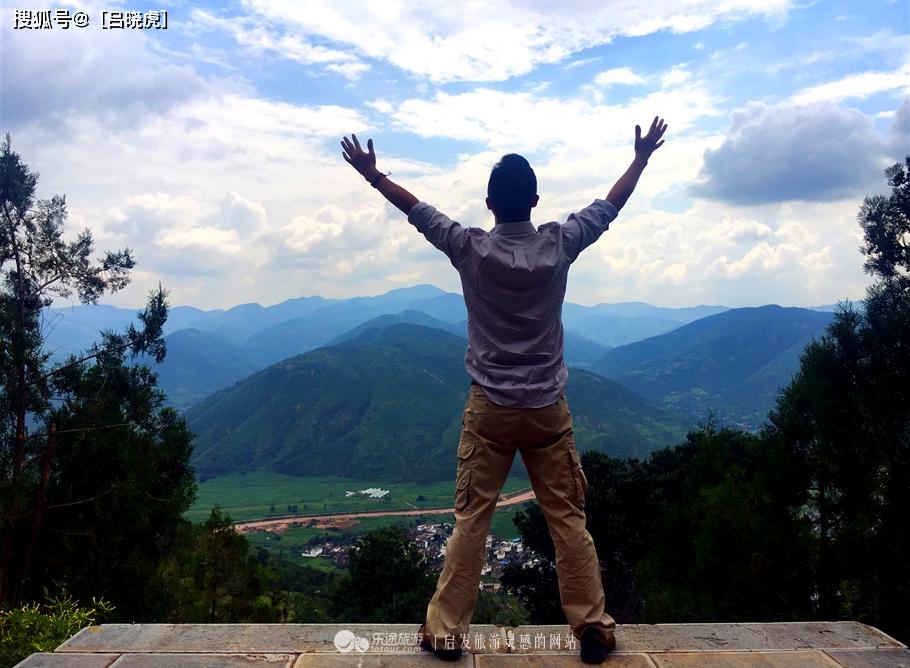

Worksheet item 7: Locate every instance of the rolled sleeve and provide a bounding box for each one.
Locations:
[560,199,619,263]
[408,202,469,269]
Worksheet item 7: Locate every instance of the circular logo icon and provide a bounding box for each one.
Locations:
[334,629,370,653]
[334,630,355,652]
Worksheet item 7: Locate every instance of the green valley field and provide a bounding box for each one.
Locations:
[184,471,532,569]
[185,470,531,542]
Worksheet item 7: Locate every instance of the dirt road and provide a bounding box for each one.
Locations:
[232,488,536,535]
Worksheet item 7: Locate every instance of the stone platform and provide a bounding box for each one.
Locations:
[15,622,909,667]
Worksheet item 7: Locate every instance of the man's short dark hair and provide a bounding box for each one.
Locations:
[488,154,537,222]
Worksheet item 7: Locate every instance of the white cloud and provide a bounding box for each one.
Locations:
[567,198,868,307]
[379,82,719,152]
[594,67,646,86]
[327,62,372,81]
[367,99,394,114]
[190,8,358,66]
[229,0,792,83]
[7,0,889,311]
[0,5,214,126]
[661,65,692,88]
[563,57,602,70]
[790,65,910,104]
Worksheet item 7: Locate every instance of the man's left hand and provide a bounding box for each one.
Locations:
[341,134,379,179]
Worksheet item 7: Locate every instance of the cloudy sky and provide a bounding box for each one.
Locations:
[2,0,908,310]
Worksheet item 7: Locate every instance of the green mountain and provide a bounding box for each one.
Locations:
[325,310,464,345]
[241,288,461,367]
[330,311,609,369]
[563,330,611,369]
[139,329,258,410]
[127,311,607,411]
[185,323,689,482]
[591,305,835,427]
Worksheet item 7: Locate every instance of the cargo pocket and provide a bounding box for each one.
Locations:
[568,448,588,509]
[455,467,472,512]
[457,434,477,461]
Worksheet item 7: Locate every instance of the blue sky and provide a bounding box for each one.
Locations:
[2,0,908,309]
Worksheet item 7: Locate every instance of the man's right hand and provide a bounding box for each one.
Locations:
[634,116,667,161]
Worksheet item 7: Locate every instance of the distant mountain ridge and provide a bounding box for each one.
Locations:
[184,323,690,482]
[142,329,258,409]
[43,286,850,416]
[591,305,835,428]
[43,285,735,408]
[45,284,727,358]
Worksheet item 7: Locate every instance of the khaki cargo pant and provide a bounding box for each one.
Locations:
[419,383,616,650]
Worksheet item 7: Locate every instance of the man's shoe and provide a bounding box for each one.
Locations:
[419,636,463,662]
[579,628,616,664]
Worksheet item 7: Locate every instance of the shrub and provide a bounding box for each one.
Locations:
[0,585,114,668]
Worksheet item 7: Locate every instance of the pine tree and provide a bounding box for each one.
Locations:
[0,134,185,612]
[768,156,910,641]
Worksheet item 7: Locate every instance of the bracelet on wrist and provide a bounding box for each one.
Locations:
[369,171,389,188]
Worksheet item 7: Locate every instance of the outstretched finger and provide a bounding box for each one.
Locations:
[635,124,641,141]
[649,116,658,133]
[653,139,665,151]
[352,134,362,152]
[367,138,375,156]
[342,152,353,164]
[341,138,354,154]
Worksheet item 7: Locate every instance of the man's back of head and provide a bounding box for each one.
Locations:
[487,154,539,223]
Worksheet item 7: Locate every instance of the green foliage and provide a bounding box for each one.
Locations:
[472,590,529,627]
[505,424,813,625]
[330,526,436,622]
[764,158,910,643]
[19,340,197,621]
[155,513,342,624]
[256,547,342,623]
[500,560,562,624]
[636,424,814,622]
[859,155,910,279]
[155,508,271,622]
[0,584,114,667]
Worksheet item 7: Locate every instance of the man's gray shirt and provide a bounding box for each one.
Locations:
[407,198,619,409]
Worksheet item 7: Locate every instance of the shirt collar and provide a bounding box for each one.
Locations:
[491,220,535,236]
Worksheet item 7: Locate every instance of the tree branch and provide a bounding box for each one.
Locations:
[6,487,116,521]
[29,338,134,387]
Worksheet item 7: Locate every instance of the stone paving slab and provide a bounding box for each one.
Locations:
[823,648,910,667]
[56,622,902,656]
[595,622,902,654]
[475,654,655,667]
[108,653,297,667]
[293,653,473,667]
[17,622,907,667]
[649,650,840,667]
[56,624,503,654]
[13,654,120,668]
